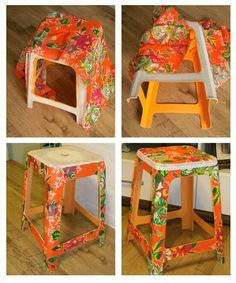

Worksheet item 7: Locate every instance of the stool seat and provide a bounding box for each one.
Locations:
[29,145,103,168]
[137,146,217,170]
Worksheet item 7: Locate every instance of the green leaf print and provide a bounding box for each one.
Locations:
[153,239,164,254]
[165,63,171,72]
[195,167,206,175]
[158,170,168,177]
[101,212,105,222]
[47,43,58,48]
[48,256,57,263]
[52,230,60,240]
[93,29,100,37]
[60,19,70,25]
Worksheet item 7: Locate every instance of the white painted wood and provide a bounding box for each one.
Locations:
[28,145,103,168]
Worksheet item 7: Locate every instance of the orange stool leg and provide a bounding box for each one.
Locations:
[140,81,159,128]
[63,179,76,215]
[44,181,64,271]
[149,170,170,275]
[181,176,194,231]
[127,157,143,242]
[97,164,106,246]
[210,166,224,263]
[21,162,34,231]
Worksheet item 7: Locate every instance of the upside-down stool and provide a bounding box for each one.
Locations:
[16,12,114,130]
[128,21,217,129]
[21,145,106,271]
[127,145,224,275]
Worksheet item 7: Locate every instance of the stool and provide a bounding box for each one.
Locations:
[128,21,217,129]
[21,145,106,271]
[16,12,115,129]
[127,145,224,275]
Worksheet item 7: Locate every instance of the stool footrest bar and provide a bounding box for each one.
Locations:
[193,212,215,237]
[74,202,100,226]
[29,205,44,215]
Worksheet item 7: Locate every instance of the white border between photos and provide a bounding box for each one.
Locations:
[0,0,235,282]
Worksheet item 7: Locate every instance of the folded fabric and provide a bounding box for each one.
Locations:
[128,6,230,88]
[16,12,115,130]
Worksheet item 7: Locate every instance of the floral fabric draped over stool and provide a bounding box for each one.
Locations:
[16,12,115,130]
[128,6,230,88]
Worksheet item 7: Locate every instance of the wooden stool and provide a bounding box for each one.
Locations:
[128,21,217,129]
[127,145,224,275]
[21,145,106,271]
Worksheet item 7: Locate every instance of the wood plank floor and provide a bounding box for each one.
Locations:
[7,160,115,275]
[122,206,230,275]
[122,6,230,137]
[7,6,115,137]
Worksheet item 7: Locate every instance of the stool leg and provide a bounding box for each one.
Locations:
[44,181,64,271]
[210,166,224,264]
[98,166,106,246]
[181,176,194,231]
[192,51,211,128]
[140,81,159,128]
[149,172,168,275]
[127,158,143,242]
[21,163,33,231]
[63,179,76,215]
[27,53,38,108]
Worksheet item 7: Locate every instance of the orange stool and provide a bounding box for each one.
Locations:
[127,145,224,275]
[128,22,217,129]
[21,146,106,271]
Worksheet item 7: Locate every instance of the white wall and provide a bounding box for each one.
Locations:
[8,143,115,228]
[7,143,40,164]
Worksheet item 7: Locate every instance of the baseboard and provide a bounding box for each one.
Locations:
[122,196,230,225]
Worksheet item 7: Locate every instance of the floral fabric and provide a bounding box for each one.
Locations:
[22,153,106,271]
[138,145,216,167]
[127,145,224,275]
[16,12,114,130]
[129,6,230,88]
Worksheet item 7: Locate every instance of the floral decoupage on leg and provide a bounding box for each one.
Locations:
[44,169,65,271]
[209,165,224,264]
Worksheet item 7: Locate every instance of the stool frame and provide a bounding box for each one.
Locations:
[127,157,224,275]
[26,52,87,124]
[128,21,217,129]
[21,154,106,271]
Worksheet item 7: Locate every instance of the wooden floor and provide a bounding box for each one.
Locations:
[7,6,115,137]
[122,206,230,275]
[122,6,230,137]
[7,160,115,275]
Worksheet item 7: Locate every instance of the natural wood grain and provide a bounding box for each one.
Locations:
[7,160,115,275]
[7,6,115,137]
[122,206,230,275]
[122,6,230,137]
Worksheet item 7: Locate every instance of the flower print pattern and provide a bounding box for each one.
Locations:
[127,146,224,275]
[129,6,230,89]
[22,153,106,271]
[15,12,114,130]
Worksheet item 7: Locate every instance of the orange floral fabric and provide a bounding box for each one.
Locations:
[16,12,114,130]
[129,6,230,88]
